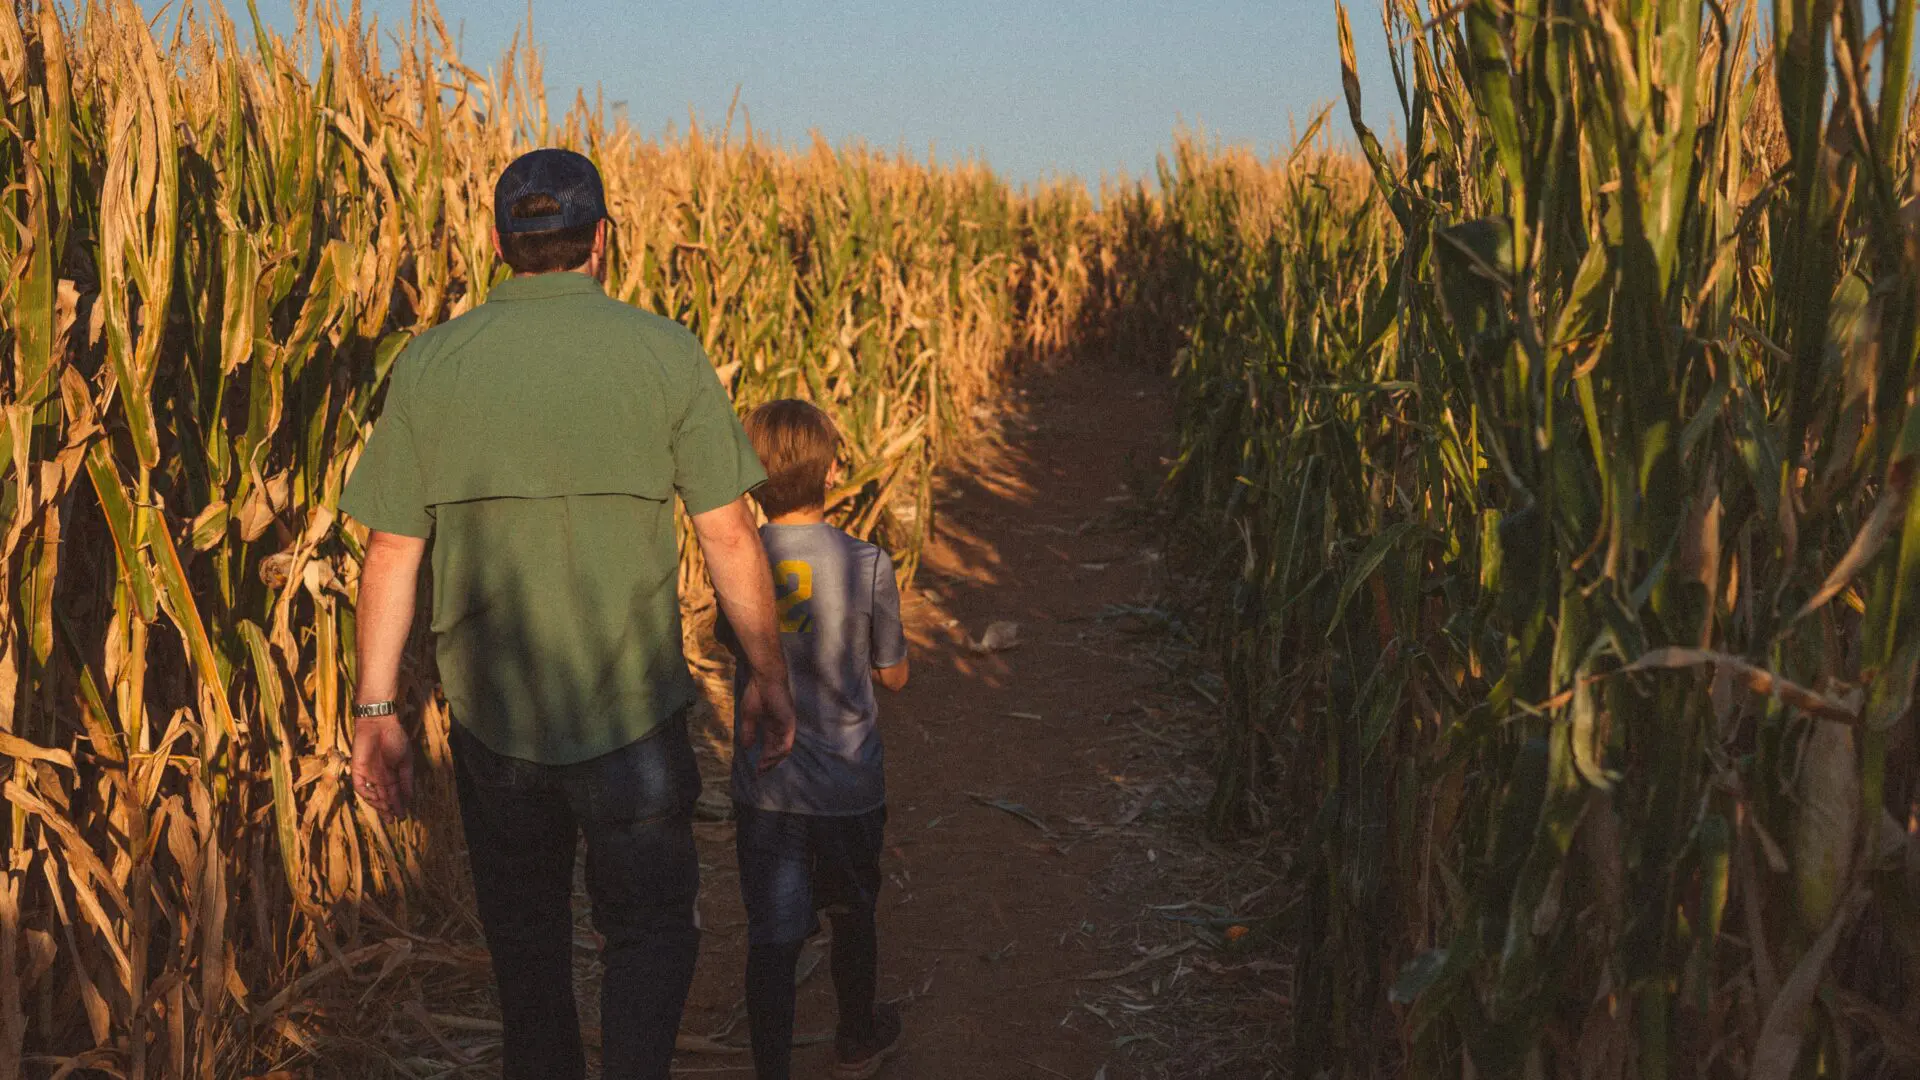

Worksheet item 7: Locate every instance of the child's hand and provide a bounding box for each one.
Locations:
[740,672,798,773]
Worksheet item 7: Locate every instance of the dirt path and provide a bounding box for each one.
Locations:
[666,360,1289,1079]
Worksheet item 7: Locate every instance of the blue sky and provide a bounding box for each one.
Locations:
[210,0,1401,185]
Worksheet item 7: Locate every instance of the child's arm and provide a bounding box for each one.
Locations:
[875,658,910,692]
[871,549,909,692]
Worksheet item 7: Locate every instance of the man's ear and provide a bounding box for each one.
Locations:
[589,219,610,280]
[491,225,505,265]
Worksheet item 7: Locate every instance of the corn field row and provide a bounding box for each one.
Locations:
[15,0,1918,1074]
[1166,0,1920,1074]
[0,2,1151,1074]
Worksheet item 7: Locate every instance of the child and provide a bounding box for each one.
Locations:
[725,399,910,1080]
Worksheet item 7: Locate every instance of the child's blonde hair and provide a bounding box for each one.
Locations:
[744,399,841,517]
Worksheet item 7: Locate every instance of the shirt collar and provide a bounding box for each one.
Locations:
[486,271,604,302]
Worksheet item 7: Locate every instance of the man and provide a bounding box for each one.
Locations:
[340,148,799,1080]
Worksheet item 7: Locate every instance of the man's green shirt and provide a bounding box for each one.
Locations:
[339,272,765,764]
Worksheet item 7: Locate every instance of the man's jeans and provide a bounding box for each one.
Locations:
[450,712,703,1080]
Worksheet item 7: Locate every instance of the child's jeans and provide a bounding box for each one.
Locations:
[733,802,887,1080]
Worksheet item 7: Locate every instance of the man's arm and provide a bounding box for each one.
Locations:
[691,497,797,772]
[351,530,428,817]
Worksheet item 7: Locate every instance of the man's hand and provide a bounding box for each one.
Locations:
[692,497,797,774]
[738,671,799,773]
[351,716,415,817]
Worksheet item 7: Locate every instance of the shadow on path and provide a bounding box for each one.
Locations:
[665,358,1288,1079]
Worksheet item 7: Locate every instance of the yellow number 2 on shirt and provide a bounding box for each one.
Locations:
[774,560,814,633]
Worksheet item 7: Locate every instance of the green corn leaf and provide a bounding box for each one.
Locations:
[144,504,238,749]
[1327,521,1419,637]
[239,619,306,911]
[83,441,158,622]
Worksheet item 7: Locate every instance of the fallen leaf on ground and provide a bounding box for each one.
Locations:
[968,620,1022,653]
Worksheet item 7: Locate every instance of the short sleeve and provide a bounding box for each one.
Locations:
[340,370,434,538]
[671,340,767,515]
[870,549,907,668]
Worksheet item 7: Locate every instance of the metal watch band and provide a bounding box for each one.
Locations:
[351,700,397,719]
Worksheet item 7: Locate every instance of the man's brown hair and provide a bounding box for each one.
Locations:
[497,193,599,274]
[744,400,841,518]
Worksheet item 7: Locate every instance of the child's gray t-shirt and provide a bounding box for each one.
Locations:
[729,523,907,815]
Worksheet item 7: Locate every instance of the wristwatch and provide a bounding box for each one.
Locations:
[352,700,398,719]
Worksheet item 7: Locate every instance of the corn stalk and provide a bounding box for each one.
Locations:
[1169,0,1920,1074]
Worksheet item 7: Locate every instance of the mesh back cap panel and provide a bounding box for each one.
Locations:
[494,148,608,235]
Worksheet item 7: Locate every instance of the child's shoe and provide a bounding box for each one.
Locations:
[833,1002,902,1078]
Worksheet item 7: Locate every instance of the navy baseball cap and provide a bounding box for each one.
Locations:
[494,148,608,234]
